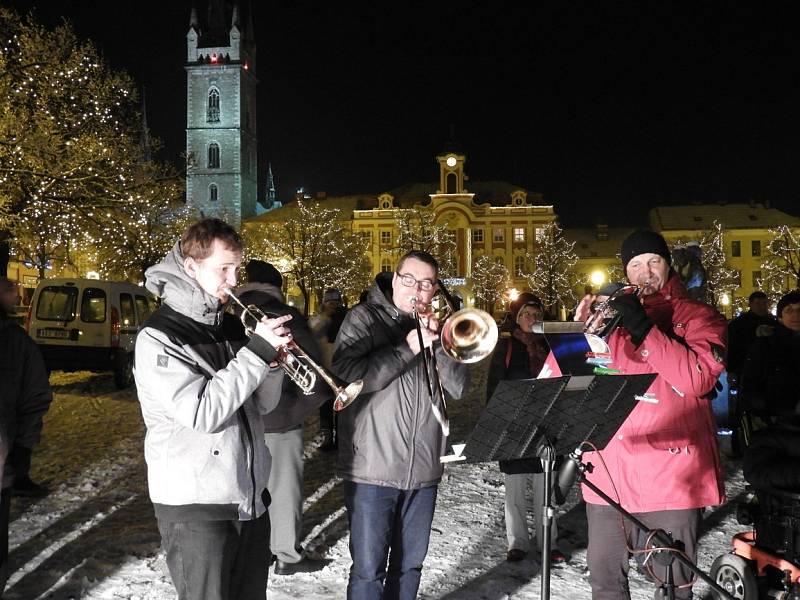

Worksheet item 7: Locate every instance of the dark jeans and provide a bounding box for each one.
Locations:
[157,512,270,600]
[344,481,438,600]
[586,503,701,600]
[1,489,10,595]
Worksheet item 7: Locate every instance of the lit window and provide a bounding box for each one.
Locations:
[209,183,218,202]
[207,88,220,123]
[751,240,761,257]
[380,230,392,245]
[493,228,504,243]
[208,143,220,168]
[472,229,484,243]
[535,227,547,243]
[513,228,525,242]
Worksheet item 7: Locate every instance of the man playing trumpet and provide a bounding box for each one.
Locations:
[134,218,291,600]
[332,250,469,600]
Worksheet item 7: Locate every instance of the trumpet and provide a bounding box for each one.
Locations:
[224,288,363,411]
[582,284,642,354]
[411,282,498,435]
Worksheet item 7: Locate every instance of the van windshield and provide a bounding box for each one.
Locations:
[36,286,78,322]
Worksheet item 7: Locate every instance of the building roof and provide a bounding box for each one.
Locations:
[649,203,800,231]
[383,180,545,208]
[564,226,636,260]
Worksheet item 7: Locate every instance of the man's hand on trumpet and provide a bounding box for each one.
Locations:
[254,313,294,348]
[574,294,596,322]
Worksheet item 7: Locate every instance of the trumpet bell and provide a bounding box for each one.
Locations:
[333,380,364,412]
[440,308,499,364]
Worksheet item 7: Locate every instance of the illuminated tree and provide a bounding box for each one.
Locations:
[245,198,370,315]
[525,222,579,317]
[393,207,458,279]
[470,254,510,315]
[699,221,740,309]
[0,8,144,275]
[759,225,800,306]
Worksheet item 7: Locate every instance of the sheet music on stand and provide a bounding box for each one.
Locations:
[463,373,656,463]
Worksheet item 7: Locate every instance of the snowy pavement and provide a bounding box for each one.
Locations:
[5,370,747,599]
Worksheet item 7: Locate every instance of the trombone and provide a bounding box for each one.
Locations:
[225,288,363,411]
[411,281,499,436]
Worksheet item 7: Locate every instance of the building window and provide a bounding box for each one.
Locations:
[380,258,392,273]
[535,227,547,243]
[359,230,372,245]
[472,228,483,243]
[380,230,392,246]
[493,228,504,243]
[514,255,526,275]
[731,240,741,257]
[495,256,505,266]
[513,227,525,242]
[209,183,218,202]
[208,143,220,168]
[751,240,761,257]
[446,172,457,194]
[752,271,761,288]
[207,88,220,123]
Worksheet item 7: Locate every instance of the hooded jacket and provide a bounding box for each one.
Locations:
[235,281,331,433]
[543,274,726,513]
[0,312,53,488]
[134,242,283,521]
[331,273,469,490]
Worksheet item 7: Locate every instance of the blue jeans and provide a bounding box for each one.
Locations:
[344,481,438,600]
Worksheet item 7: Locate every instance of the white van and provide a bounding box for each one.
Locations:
[27,278,157,389]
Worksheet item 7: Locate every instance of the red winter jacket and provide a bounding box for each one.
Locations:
[544,274,727,513]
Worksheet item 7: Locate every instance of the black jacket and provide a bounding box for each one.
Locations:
[235,282,331,433]
[727,311,776,377]
[743,421,800,490]
[0,313,53,488]
[739,323,800,417]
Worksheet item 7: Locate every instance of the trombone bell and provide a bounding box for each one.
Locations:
[440,308,499,364]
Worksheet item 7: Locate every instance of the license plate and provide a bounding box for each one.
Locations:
[37,328,69,339]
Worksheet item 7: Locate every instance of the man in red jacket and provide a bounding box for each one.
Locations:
[570,230,727,600]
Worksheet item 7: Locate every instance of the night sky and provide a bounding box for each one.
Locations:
[6,1,799,226]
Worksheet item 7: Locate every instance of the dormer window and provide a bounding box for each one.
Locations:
[207,88,220,123]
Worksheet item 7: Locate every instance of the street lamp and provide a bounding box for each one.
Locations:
[507,288,520,302]
[590,270,606,287]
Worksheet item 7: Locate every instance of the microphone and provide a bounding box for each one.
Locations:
[531,321,585,335]
[553,448,583,505]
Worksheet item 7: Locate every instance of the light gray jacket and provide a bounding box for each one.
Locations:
[135,242,283,521]
[332,273,468,489]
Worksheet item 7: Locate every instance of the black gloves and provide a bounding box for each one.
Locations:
[609,293,652,347]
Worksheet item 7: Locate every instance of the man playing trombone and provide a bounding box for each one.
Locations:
[332,250,469,600]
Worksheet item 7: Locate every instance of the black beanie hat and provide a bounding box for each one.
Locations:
[246,259,283,288]
[620,230,672,270]
[509,292,543,322]
[777,290,800,318]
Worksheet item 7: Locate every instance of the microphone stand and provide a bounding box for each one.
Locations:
[536,439,557,600]
[560,448,736,600]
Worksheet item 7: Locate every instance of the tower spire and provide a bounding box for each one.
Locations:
[139,87,152,163]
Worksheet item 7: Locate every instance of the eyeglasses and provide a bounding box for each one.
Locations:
[396,272,435,292]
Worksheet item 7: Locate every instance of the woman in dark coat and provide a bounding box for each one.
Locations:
[487,294,566,563]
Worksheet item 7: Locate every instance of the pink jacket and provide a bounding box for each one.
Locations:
[545,275,727,513]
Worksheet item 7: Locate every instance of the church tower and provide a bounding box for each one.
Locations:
[185,1,257,229]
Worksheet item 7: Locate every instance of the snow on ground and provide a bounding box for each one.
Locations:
[5,369,747,599]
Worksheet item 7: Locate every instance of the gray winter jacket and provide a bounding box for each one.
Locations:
[135,242,283,521]
[331,273,468,489]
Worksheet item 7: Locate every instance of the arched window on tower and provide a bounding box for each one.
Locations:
[209,183,218,202]
[207,88,220,123]
[208,143,220,168]
[446,172,457,194]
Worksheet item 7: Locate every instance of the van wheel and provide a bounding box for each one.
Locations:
[114,352,134,390]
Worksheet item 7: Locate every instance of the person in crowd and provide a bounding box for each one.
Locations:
[134,218,291,600]
[565,230,727,600]
[235,260,330,575]
[309,288,348,451]
[487,294,566,564]
[739,290,800,420]
[0,276,53,594]
[331,250,469,600]
[727,290,776,383]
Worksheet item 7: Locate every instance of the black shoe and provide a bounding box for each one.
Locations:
[506,549,526,562]
[11,476,48,498]
[273,557,329,575]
